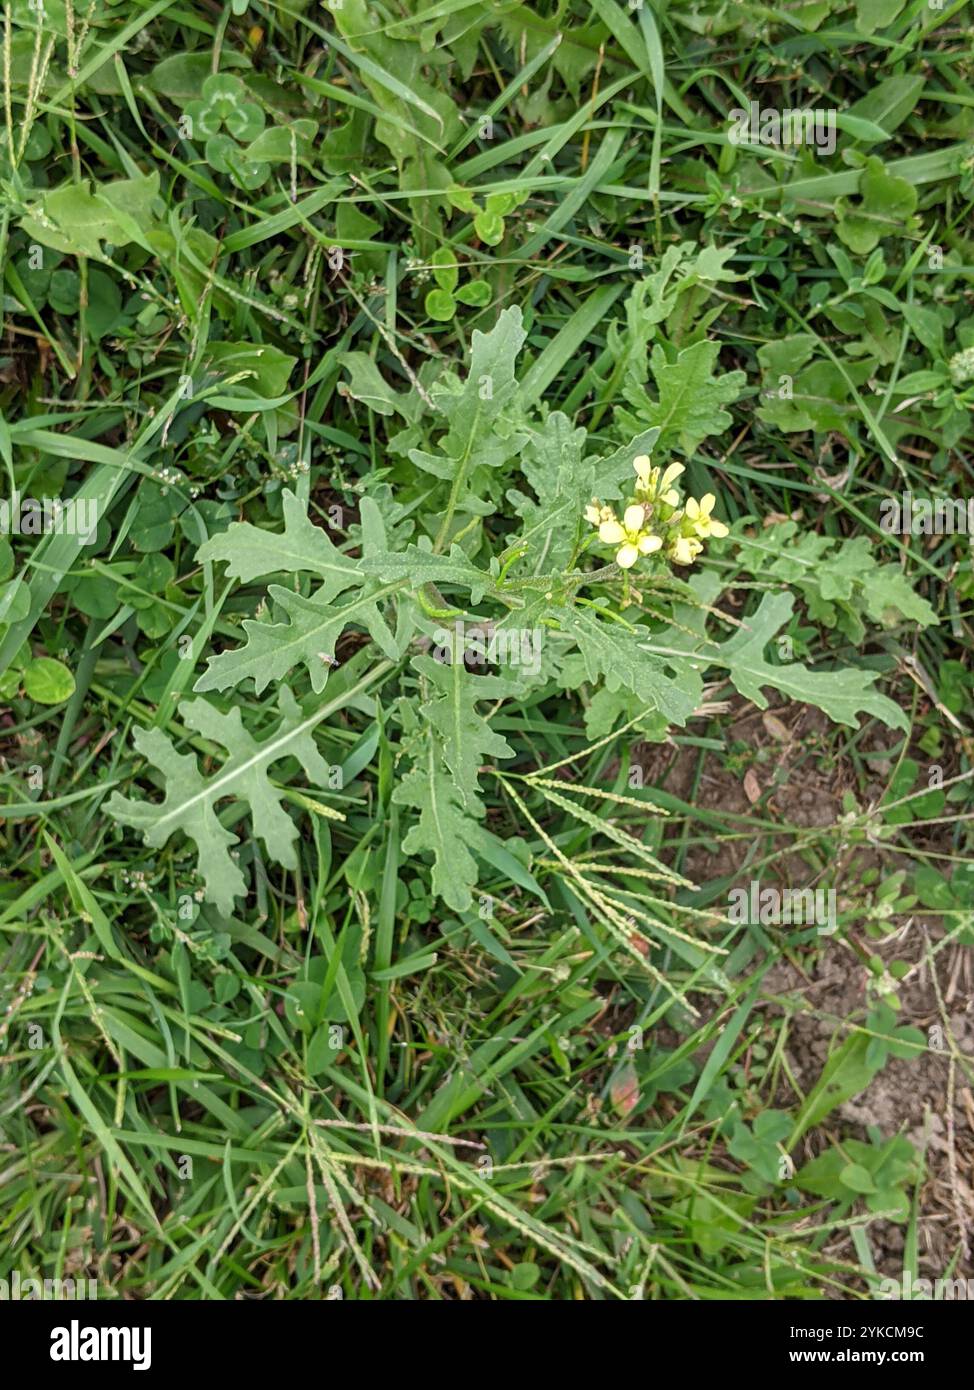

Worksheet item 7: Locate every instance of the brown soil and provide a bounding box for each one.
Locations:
[631,693,974,1283]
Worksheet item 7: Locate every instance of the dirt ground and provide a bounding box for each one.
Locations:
[632,693,974,1283]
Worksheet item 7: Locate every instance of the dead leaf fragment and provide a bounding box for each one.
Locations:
[761,712,790,742]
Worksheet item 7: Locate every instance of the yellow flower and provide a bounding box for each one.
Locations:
[599,503,661,569]
[635,458,684,506]
[669,535,703,566]
[632,454,653,490]
[585,499,615,526]
[684,494,728,539]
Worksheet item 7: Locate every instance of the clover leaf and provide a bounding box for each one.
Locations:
[205,133,270,191]
[187,73,265,143]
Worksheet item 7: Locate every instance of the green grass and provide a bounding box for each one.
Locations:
[1,0,973,1301]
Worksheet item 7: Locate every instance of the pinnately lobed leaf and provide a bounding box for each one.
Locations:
[408,306,528,481]
[392,651,523,912]
[714,591,910,732]
[194,492,402,694]
[106,687,342,916]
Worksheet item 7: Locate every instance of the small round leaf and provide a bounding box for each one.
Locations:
[455,279,491,307]
[24,657,76,705]
[431,246,459,293]
[425,288,457,322]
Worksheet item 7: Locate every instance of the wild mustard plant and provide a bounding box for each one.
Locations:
[104,309,931,919]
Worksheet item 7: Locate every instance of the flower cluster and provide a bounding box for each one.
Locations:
[948,346,974,388]
[585,456,728,570]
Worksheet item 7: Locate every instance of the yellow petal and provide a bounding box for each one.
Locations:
[632,454,652,484]
[661,463,685,489]
[639,534,662,554]
[709,519,729,538]
[671,537,693,565]
[599,519,625,544]
[616,543,639,569]
[699,493,715,515]
[685,498,700,520]
[661,488,680,507]
[623,503,646,532]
